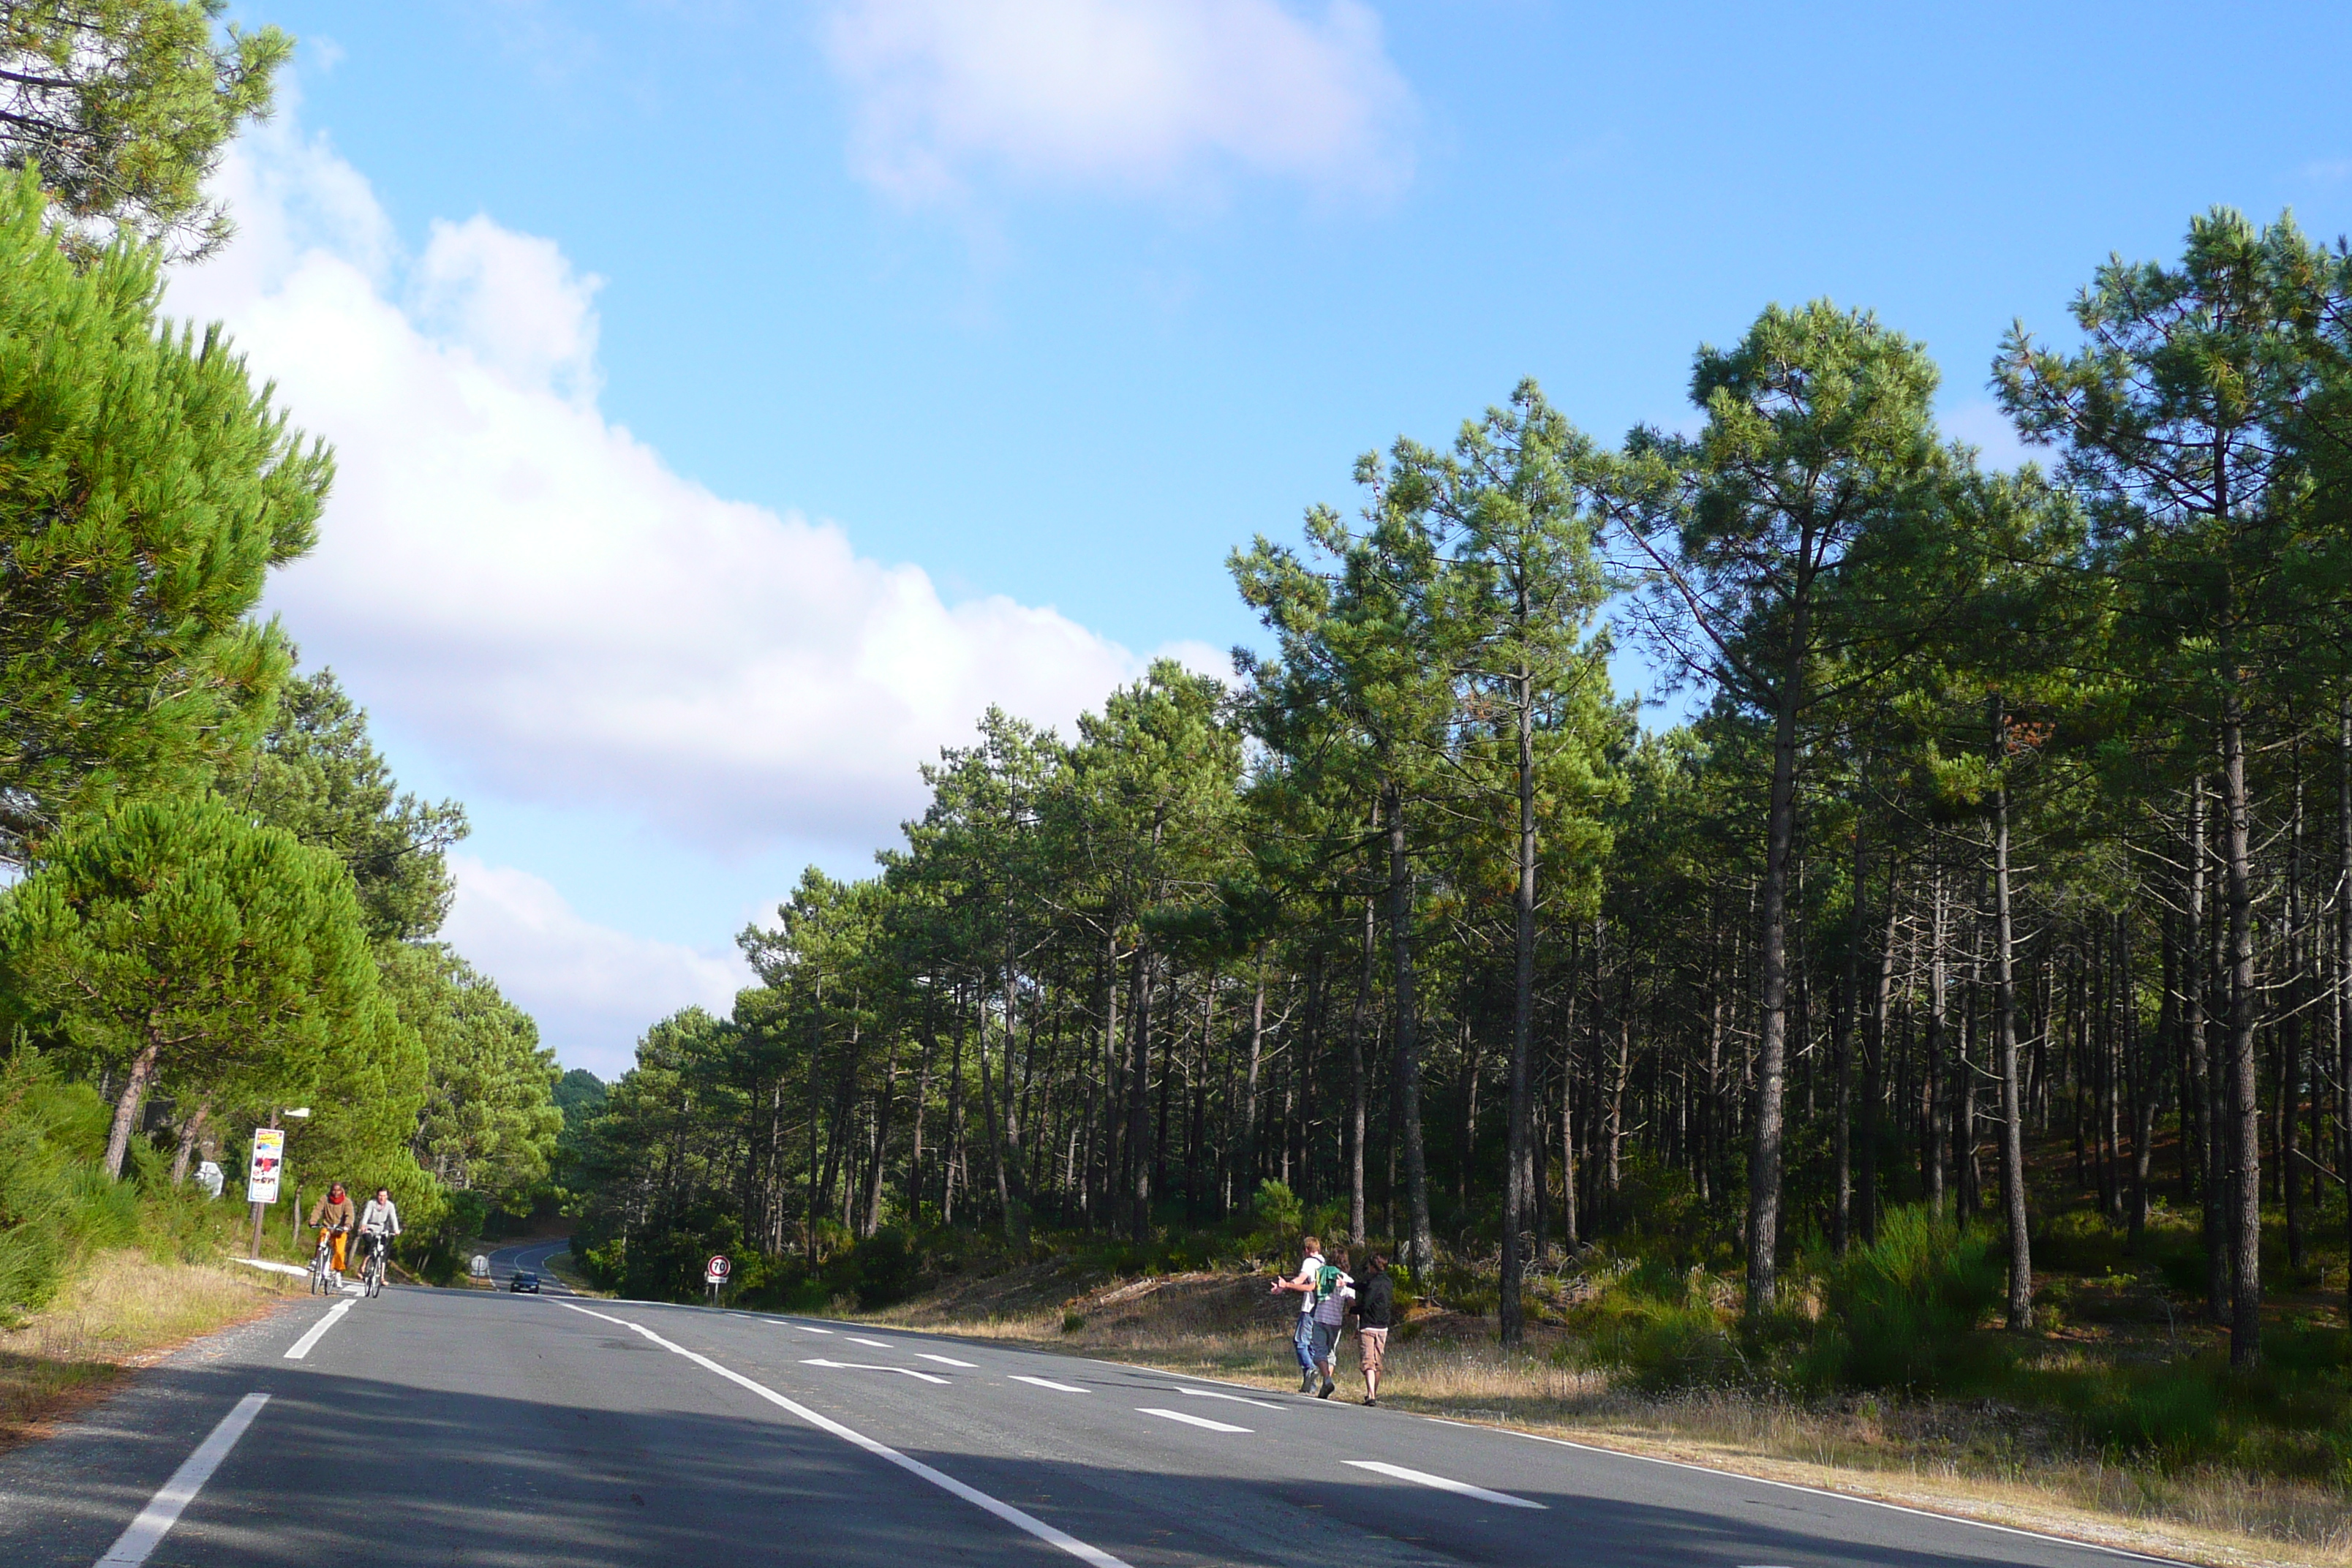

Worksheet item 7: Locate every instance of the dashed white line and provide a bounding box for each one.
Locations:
[557,1303,1129,1568]
[1137,1407,1251,1434]
[845,1335,892,1348]
[917,1354,979,1368]
[793,1324,834,1334]
[1344,1460,1543,1510]
[1171,1387,1280,1410]
[93,1392,269,1567]
[802,1358,951,1384]
[1010,1376,1089,1394]
[282,1300,353,1360]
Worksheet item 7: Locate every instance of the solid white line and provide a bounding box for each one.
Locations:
[282,1300,353,1360]
[93,1392,270,1566]
[1010,1376,1089,1394]
[555,1305,1128,1568]
[1490,1428,2176,1562]
[1137,1407,1251,1434]
[1345,1460,1544,1510]
[1172,1387,1279,1410]
[801,1358,951,1385]
[917,1354,979,1368]
[845,1336,892,1348]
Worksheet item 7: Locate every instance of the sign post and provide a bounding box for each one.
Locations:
[704,1254,731,1305]
[246,1125,284,1259]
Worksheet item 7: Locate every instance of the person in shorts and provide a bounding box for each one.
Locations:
[1270,1234,1326,1392]
[1349,1253,1395,1406]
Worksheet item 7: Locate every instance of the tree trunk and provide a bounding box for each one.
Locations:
[1926,867,1948,1215]
[1991,736,2032,1331]
[1501,662,1538,1345]
[1351,896,1373,1246]
[103,1039,162,1180]
[2223,696,2263,1368]
[2285,761,2307,1270]
[1384,777,1435,1276]
[1747,660,1803,1316]
[2340,693,2352,1327]
[1126,945,1156,1243]
[169,1101,210,1186]
[1862,867,1899,1246]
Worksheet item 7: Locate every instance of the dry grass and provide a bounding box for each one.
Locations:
[0,1249,295,1447]
[861,1265,2352,1568]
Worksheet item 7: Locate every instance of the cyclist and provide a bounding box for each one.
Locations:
[309,1182,357,1277]
[356,1187,402,1281]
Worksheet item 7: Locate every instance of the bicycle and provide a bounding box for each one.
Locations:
[358,1232,388,1299]
[310,1226,348,1295]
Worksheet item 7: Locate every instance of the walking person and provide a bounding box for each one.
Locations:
[1349,1253,1395,1406]
[1270,1234,1327,1392]
[1309,1248,1354,1398]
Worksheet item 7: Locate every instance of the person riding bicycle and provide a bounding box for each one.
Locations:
[356,1187,401,1275]
[309,1182,357,1275]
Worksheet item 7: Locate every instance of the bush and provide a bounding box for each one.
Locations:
[1567,1253,1747,1392]
[1808,1205,2003,1393]
[0,1055,140,1321]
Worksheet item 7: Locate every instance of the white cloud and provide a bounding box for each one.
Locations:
[440,857,747,1077]
[824,0,1415,203]
[166,114,1173,853]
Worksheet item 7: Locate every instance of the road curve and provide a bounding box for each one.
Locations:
[0,1282,2187,1567]
[483,1236,578,1293]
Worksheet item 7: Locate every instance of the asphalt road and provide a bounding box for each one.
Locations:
[483,1237,578,1294]
[0,1284,2188,1568]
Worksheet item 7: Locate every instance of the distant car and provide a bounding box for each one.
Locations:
[509,1270,540,1294]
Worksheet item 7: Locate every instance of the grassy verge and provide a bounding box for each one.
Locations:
[857,1264,2350,1568]
[0,1248,297,1448]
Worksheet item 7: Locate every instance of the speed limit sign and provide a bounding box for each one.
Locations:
[704,1254,731,1284]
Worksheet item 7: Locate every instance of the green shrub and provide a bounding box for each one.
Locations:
[2049,1361,2225,1458]
[1809,1205,2002,1393]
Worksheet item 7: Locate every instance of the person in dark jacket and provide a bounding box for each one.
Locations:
[1349,1254,1396,1406]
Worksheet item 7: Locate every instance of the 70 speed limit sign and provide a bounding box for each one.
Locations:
[704,1254,731,1284]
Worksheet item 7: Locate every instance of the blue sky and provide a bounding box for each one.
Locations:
[189,1,2352,1076]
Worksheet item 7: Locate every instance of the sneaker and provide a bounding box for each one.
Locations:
[1318,1379,1335,1398]
[1300,1369,1317,1392]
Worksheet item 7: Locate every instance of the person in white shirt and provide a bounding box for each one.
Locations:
[356,1187,402,1274]
[1270,1235,1326,1392]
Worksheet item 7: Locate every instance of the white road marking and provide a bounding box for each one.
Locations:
[917,1353,979,1368]
[1010,1376,1089,1393]
[1137,1407,1251,1434]
[92,1392,269,1567]
[1171,1387,1279,1410]
[1493,1428,2174,1561]
[282,1300,353,1360]
[793,1324,834,1334]
[845,1335,892,1348]
[802,1357,951,1384]
[1344,1460,1544,1510]
[557,1304,1129,1568]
